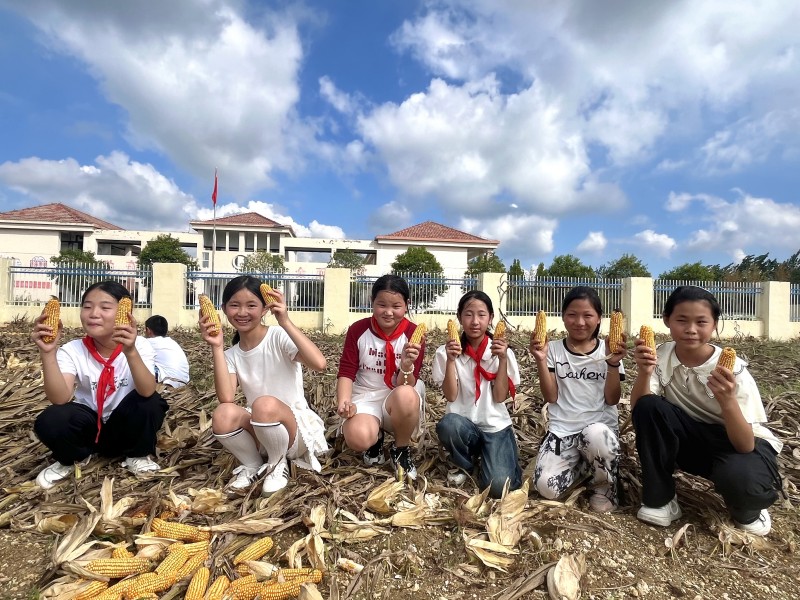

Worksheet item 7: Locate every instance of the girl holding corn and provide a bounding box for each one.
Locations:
[199,275,328,495]
[530,286,627,512]
[336,274,425,480]
[432,290,521,498]
[631,285,782,536]
[30,280,167,489]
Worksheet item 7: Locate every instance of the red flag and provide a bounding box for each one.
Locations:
[211,169,218,206]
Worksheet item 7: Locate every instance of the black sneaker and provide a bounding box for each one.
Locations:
[389,444,418,481]
[363,429,385,466]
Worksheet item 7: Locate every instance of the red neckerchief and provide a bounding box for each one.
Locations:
[82,337,123,442]
[371,316,410,389]
[463,335,516,404]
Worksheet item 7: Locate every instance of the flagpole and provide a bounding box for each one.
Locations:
[211,168,218,278]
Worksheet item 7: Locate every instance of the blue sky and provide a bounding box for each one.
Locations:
[1,0,799,277]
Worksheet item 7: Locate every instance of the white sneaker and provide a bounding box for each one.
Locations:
[227,464,263,491]
[261,459,289,495]
[637,495,683,527]
[36,462,74,489]
[735,509,771,536]
[122,456,160,474]
[447,469,468,486]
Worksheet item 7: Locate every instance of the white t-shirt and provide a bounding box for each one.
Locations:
[57,336,156,422]
[546,338,625,437]
[432,343,519,433]
[224,326,327,471]
[649,341,782,453]
[146,336,190,388]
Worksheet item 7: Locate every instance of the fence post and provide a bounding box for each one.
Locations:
[760,281,790,341]
[151,262,187,330]
[623,277,654,335]
[477,272,504,320]
[324,268,351,334]
[0,258,10,307]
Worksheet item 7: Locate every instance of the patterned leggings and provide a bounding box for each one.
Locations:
[533,422,620,503]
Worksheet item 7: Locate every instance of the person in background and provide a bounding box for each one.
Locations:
[144,315,190,388]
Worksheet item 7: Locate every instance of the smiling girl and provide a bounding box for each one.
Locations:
[200,275,328,495]
[433,290,521,498]
[31,281,167,489]
[336,274,425,480]
[530,286,627,512]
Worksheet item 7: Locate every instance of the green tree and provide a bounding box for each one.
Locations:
[50,249,111,305]
[465,253,506,277]
[542,254,596,278]
[138,234,199,270]
[508,258,525,280]
[240,250,287,275]
[658,262,720,281]
[329,248,367,275]
[597,253,650,278]
[391,247,448,311]
[778,250,800,283]
[722,252,778,282]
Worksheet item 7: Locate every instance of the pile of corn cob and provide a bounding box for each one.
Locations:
[73,520,322,600]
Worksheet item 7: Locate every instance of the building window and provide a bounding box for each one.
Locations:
[245,232,255,252]
[257,234,269,251]
[60,232,84,251]
[228,231,239,251]
[202,251,210,269]
[97,242,128,256]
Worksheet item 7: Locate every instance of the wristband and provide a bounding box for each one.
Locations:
[400,367,414,385]
[606,360,620,368]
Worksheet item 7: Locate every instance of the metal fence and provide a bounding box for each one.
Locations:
[185,271,325,311]
[503,277,623,316]
[349,273,478,315]
[791,284,800,322]
[653,280,762,320]
[8,263,153,307]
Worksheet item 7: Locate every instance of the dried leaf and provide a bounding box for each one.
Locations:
[547,554,586,600]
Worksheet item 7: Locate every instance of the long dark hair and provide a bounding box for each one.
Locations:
[81,280,131,304]
[457,290,495,344]
[663,285,722,323]
[222,275,267,345]
[561,285,602,339]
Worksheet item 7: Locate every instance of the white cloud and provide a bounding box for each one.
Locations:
[577,231,607,253]
[196,200,344,239]
[460,213,556,260]
[368,201,413,233]
[319,76,355,115]
[633,229,676,256]
[0,152,197,230]
[10,0,311,196]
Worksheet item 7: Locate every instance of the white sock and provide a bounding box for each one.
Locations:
[251,421,290,466]
[214,428,263,469]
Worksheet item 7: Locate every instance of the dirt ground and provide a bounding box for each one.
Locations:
[0,322,799,599]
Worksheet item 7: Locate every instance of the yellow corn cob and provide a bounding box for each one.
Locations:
[185,566,210,600]
[639,325,655,351]
[260,283,279,304]
[716,347,736,371]
[235,563,252,577]
[155,543,189,576]
[151,518,210,542]
[92,578,134,600]
[224,574,260,600]
[86,557,150,577]
[608,311,624,353]
[532,310,547,346]
[494,320,506,339]
[264,568,318,584]
[175,549,209,581]
[182,540,211,557]
[112,546,134,559]
[115,297,132,326]
[75,579,109,600]
[122,571,176,598]
[233,536,275,565]
[41,298,60,343]
[205,575,231,600]
[409,323,426,345]
[447,319,460,345]
[199,294,221,336]
[258,578,309,600]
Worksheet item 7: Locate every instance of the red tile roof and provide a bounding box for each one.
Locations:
[0,202,122,230]
[376,221,498,245]
[191,212,288,228]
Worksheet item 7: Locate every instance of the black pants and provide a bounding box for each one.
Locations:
[632,394,780,523]
[34,391,168,465]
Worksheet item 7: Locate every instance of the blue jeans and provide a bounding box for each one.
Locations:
[436,413,522,498]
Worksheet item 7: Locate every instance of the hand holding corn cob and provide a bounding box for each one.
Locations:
[633,325,657,374]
